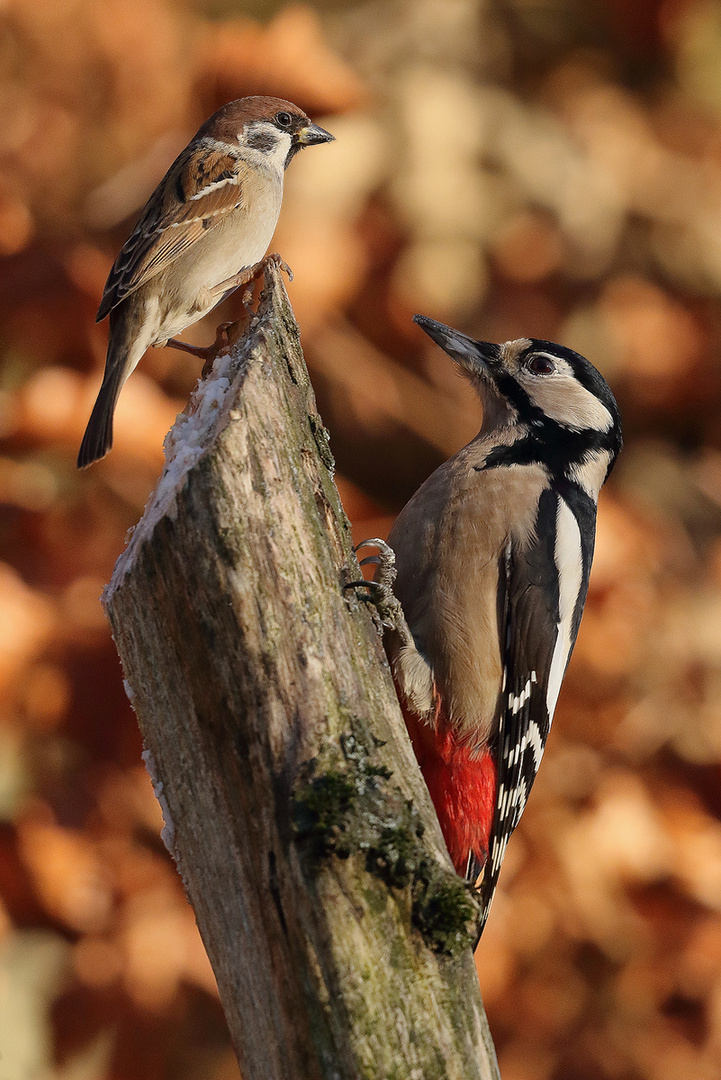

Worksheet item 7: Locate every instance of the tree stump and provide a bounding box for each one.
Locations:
[103,264,500,1080]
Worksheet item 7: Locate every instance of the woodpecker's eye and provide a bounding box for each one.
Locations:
[526,354,555,376]
[275,111,293,129]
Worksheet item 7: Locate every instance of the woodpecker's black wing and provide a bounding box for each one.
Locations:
[476,482,597,933]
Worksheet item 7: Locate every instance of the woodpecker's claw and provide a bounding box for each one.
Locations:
[354,538,398,590]
[345,538,410,637]
[354,538,393,551]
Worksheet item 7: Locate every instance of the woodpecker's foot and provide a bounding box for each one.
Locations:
[345,538,411,639]
[355,537,397,594]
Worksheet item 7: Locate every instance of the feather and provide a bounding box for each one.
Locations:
[476,482,596,931]
[97,147,250,320]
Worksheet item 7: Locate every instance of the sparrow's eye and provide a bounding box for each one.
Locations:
[275,111,293,129]
[526,354,555,376]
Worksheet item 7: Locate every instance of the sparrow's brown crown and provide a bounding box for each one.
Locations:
[198,97,318,143]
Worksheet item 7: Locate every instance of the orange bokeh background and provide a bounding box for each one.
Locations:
[2,1,721,1078]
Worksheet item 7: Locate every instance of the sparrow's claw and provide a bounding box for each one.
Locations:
[210,251,293,307]
[262,252,293,282]
[200,322,238,375]
[166,337,218,361]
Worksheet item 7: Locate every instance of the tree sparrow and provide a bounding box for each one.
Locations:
[78,96,333,468]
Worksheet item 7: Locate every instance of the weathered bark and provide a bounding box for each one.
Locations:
[103,265,500,1080]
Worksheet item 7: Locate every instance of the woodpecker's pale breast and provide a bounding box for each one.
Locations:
[388,438,549,746]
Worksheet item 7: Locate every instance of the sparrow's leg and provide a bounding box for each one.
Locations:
[344,538,414,648]
[165,321,236,363]
[209,252,294,303]
[165,255,293,369]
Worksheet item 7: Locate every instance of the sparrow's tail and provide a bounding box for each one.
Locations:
[77,304,147,469]
[77,365,125,468]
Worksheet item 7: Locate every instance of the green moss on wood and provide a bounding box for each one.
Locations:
[293,727,480,956]
[412,869,481,956]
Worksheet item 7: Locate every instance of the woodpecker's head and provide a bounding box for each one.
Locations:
[414,315,622,492]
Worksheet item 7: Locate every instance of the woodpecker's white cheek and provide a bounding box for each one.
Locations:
[526,376,614,433]
[546,498,584,717]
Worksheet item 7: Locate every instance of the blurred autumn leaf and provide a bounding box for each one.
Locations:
[2,1,721,1079]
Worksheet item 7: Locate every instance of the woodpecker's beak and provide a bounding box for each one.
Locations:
[297,122,334,146]
[413,315,501,378]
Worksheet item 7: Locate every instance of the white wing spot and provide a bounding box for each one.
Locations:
[509,675,534,715]
[527,720,544,770]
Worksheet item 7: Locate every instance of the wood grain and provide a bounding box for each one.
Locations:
[103,264,500,1080]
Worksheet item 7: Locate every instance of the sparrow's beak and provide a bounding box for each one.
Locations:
[413,315,501,379]
[297,121,335,146]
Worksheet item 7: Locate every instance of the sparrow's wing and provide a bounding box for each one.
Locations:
[475,484,596,931]
[97,147,251,320]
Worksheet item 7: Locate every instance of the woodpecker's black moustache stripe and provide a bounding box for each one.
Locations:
[491,365,619,455]
[475,423,616,480]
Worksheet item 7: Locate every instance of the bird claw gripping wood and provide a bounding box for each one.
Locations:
[345,539,414,647]
[239,252,294,307]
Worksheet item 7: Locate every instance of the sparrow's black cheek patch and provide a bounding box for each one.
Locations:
[245,130,278,153]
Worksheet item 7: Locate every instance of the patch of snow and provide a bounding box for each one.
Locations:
[107,332,255,590]
[141,747,176,857]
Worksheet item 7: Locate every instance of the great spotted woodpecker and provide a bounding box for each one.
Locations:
[357,316,622,938]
